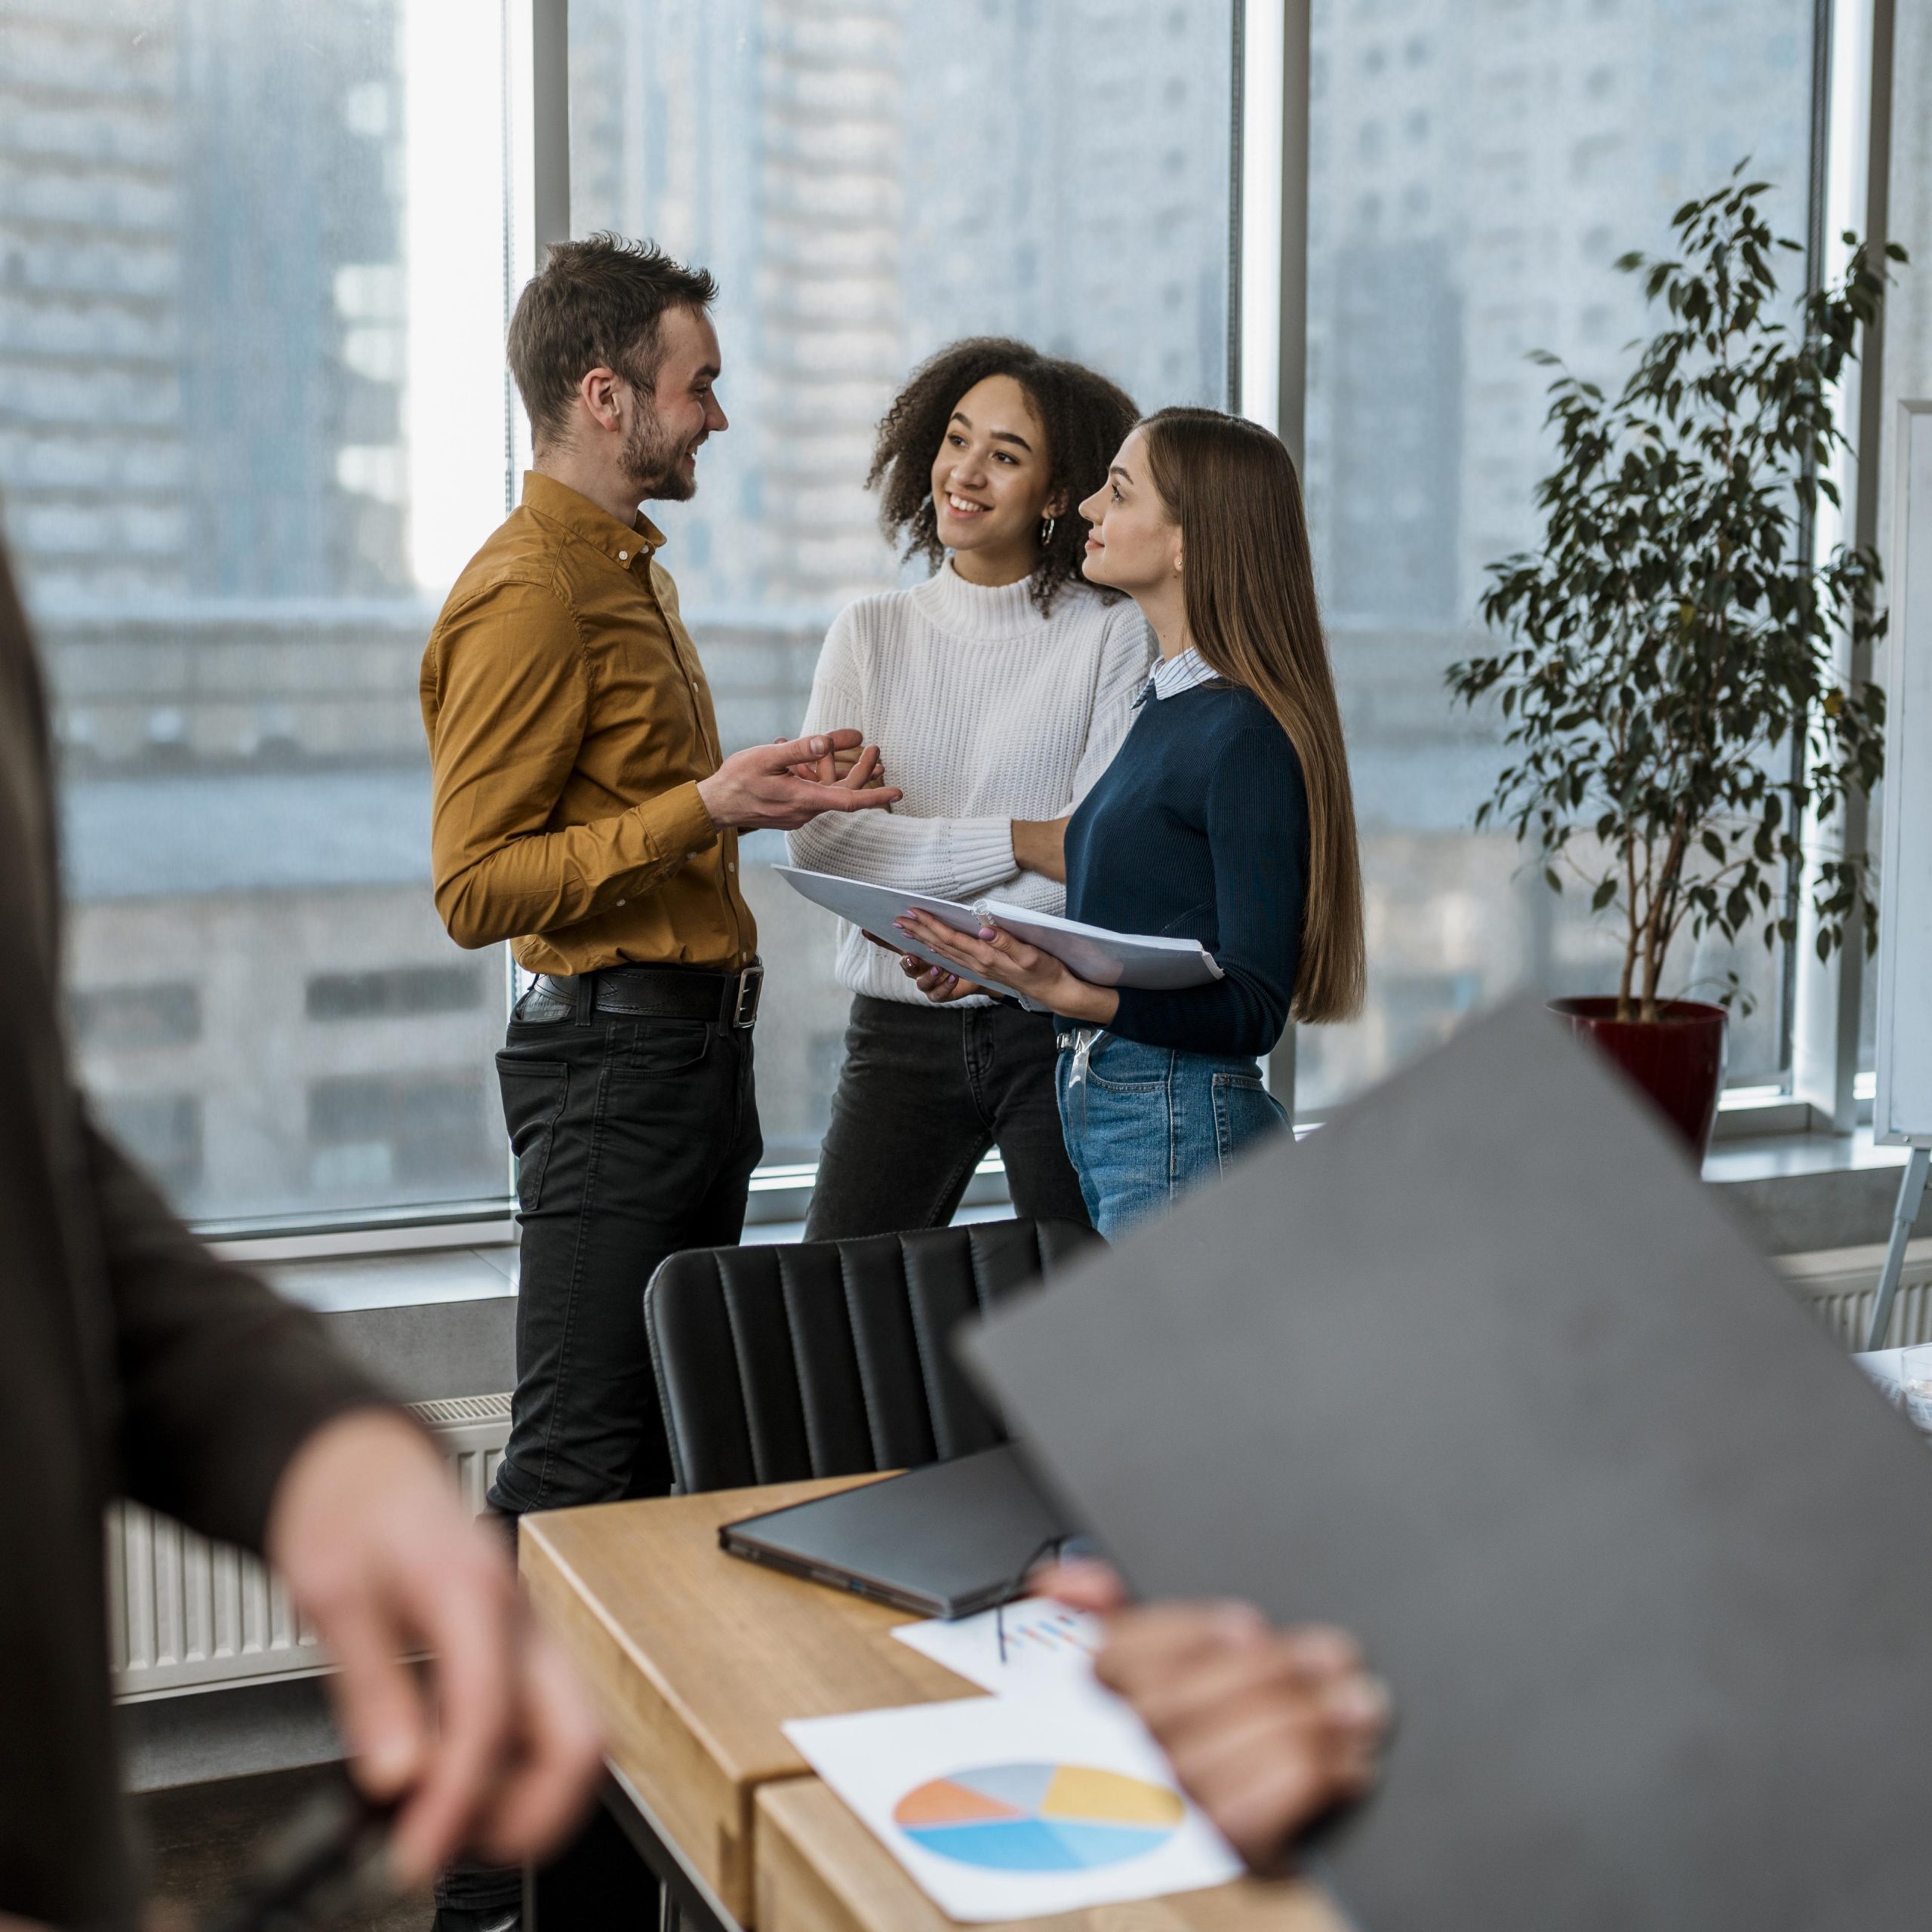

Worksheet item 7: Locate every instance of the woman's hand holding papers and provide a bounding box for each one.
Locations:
[1041,1560,1389,1875]
[894,908,1121,1025]
[900,952,983,1003]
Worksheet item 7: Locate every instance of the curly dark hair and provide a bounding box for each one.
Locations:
[868,337,1139,615]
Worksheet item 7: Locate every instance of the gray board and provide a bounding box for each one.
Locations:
[961,997,1932,1930]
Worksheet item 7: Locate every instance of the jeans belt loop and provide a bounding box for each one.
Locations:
[1067,1024,1101,1134]
[572,971,595,1026]
[1069,1025,1100,1088]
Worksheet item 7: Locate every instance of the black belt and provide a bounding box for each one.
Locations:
[535,960,763,1028]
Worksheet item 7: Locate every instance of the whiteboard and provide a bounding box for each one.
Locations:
[1875,399,1932,1145]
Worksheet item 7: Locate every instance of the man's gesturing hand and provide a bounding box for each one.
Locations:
[266,1411,603,1889]
[697,730,902,832]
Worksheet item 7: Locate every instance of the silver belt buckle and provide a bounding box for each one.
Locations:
[733,962,764,1028]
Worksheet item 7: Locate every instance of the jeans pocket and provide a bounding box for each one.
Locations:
[614,1020,713,1077]
[512,983,572,1024]
[1084,1034,1171,1093]
[1211,1072,1287,1173]
[496,1057,568,1211]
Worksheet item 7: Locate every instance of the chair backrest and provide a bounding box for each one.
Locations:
[644,1217,1100,1494]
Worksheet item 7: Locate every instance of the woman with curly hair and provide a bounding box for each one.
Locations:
[789,337,1151,1238]
[900,408,1364,1237]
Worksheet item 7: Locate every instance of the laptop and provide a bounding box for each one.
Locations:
[718,1443,1075,1619]
[962,996,1932,1930]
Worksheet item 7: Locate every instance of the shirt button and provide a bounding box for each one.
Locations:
[616,897,627,906]
[727,861,737,873]
[617,549,629,561]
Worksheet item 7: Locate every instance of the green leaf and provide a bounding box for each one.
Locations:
[1461,177,1893,972]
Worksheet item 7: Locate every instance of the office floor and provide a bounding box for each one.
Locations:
[135,1764,431,1930]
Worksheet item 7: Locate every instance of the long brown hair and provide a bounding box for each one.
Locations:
[1139,407,1364,1024]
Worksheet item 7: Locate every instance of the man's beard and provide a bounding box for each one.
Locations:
[622,404,702,503]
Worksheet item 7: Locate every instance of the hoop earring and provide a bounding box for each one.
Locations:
[1041,515,1057,545]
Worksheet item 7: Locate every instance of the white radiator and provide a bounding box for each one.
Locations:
[1778,1239,1932,1350]
[109,1393,512,1704]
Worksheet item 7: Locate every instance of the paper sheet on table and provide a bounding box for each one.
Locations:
[774,865,1220,995]
[783,1681,1241,1923]
[892,1595,1103,1696]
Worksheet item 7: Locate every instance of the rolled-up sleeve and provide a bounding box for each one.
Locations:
[424,578,718,949]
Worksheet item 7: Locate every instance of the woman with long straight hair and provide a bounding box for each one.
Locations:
[789,339,1150,1238]
[900,406,1364,1236]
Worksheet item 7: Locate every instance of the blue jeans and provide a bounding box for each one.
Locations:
[1054,1030,1288,1239]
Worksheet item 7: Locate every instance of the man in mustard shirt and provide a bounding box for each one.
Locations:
[422,237,897,1543]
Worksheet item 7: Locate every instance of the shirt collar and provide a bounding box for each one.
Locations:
[1136,645,1219,706]
[520,470,665,572]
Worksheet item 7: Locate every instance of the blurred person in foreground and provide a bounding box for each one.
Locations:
[1046,1560,1390,1874]
[0,537,601,1929]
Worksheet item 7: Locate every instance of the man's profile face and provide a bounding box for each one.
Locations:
[622,304,728,503]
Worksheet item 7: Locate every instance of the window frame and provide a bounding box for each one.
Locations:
[1263,0,1890,1143]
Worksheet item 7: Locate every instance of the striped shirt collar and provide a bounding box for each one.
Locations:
[1137,645,1218,705]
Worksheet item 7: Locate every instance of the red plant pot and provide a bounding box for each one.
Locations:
[1549,997,1729,1161]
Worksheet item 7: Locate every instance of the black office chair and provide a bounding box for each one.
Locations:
[643,1217,1100,1494]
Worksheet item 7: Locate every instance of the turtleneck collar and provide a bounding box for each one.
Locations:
[910,557,1058,641]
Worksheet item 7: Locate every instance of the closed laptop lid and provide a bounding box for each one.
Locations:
[962,997,1932,1930]
[720,1444,1074,1619]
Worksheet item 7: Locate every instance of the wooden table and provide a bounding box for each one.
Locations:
[522,1475,1340,1932]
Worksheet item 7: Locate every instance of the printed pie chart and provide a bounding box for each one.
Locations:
[892,1761,1185,1872]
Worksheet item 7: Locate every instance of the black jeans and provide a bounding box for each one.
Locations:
[437,983,759,1922]
[804,994,1090,1240]
[488,980,763,1515]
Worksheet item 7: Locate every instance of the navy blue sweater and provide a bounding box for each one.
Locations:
[1063,681,1309,1057]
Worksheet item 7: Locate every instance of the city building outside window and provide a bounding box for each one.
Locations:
[1299,0,1818,1114]
[4,0,1894,1238]
[4,0,515,1226]
[566,0,1238,1171]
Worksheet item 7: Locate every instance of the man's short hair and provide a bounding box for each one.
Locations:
[507,233,718,449]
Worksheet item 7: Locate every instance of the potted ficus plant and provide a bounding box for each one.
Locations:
[1449,166,1903,1157]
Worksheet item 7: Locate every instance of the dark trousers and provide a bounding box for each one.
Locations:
[488,980,763,1515]
[438,983,761,1921]
[804,994,1091,1240]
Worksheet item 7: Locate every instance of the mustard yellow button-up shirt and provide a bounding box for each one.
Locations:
[420,472,755,976]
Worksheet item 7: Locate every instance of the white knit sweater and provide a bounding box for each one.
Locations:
[787,561,1154,1004]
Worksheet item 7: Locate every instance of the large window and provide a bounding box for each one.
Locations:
[1299,0,1817,1112]
[2,0,514,1224]
[568,0,1237,1167]
[8,2,1894,1241]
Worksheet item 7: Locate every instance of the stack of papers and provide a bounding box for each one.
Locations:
[776,866,1220,1002]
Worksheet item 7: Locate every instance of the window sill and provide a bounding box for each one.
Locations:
[210,1131,1922,1327]
[1705,1127,1929,1254]
[263,1242,518,1315]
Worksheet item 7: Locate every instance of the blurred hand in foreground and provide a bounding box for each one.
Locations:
[1040,1560,1389,1873]
[266,1410,604,1889]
